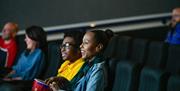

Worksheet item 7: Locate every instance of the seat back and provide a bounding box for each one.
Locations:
[104,36,131,60]
[112,61,141,91]
[167,75,180,91]
[129,38,149,64]
[105,58,119,91]
[43,41,63,79]
[166,45,180,74]
[138,67,167,91]
[146,41,168,69]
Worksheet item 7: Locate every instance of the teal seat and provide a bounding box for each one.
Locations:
[167,75,180,91]
[166,45,180,74]
[138,67,168,91]
[129,38,149,64]
[146,41,168,69]
[104,36,131,60]
[43,41,62,79]
[112,61,141,91]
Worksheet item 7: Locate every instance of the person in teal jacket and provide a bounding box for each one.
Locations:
[4,25,47,80]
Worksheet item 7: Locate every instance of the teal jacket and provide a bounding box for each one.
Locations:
[10,48,45,80]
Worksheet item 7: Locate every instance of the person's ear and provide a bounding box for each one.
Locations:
[96,43,103,52]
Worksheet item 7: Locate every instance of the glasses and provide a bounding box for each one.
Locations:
[60,43,75,50]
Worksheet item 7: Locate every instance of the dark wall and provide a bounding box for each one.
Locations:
[0,0,179,29]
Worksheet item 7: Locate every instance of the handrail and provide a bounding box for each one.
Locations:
[15,12,171,35]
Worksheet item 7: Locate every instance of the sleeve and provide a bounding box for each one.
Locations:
[8,52,25,78]
[0,37,3,46]
[176,23,180,33]
[165,30,171,43]
[86,67,106,91]
[12,53,23,72]
[21,51,44,80]
[6,42,17,68]
[175,24,180,40]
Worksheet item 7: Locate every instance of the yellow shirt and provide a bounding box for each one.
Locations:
[57,58,84,81]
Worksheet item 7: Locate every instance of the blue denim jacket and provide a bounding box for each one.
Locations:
[73,56,107,91]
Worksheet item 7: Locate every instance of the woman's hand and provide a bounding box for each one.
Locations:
[3,77,12,81]
[49,82,60,91]
[12,77,22,80]
[3,77,22,81]
[3,70,16,81]
[45,76,70,91]
[45,77,56,85]
[4,70,15,78]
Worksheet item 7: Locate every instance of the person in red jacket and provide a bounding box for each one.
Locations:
[0,22,19,68]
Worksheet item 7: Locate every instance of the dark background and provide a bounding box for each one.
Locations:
[0,0,179,30]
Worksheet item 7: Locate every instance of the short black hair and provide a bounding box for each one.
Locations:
[63,30,84,49]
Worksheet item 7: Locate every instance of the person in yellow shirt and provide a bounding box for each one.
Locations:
[57,56,84,81]
[45,30,85,90]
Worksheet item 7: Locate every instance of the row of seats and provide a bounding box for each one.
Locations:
[15,34,179,91]
[103,35,180,91]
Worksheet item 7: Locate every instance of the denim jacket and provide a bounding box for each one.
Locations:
[73,55,107,91]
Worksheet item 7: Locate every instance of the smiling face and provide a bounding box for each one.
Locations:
[60,36,79,61]
[24,34,37,51]
[80,31,102,61]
